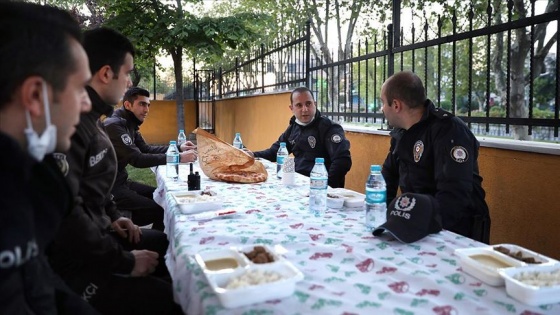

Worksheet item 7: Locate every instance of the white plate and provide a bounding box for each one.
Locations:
[455,247,525,286]
[171,191,222,214]
[499,264,560,305]
[197,245,304,309]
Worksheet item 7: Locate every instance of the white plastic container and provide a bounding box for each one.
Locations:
[196,245,304,309]
[499,264,560,306]
[492,243,558,266]
[328,188,365,209]
[171,191,222,214]
[195,248,248,274]
[455,247,525,286]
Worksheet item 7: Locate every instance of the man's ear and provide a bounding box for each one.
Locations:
[123,100,132,110]
[19,76,46,117]
[392,99,403,112]
[96,65,113,84]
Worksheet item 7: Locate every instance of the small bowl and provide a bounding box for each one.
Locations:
[499,264,560,305]
[171,191,222,214]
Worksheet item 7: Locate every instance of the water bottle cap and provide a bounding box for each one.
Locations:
[179,129,184,133]
[315,157,324,163]
[170,140,177,145]
[235,132,240,136]
[279,142,286,147]
[371,165,381,172]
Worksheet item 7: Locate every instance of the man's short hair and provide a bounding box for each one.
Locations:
[290,86,315,104]
[385,71,426,109]
[123,87,150,104]
[0,1,82,109]
[83,27,135,77]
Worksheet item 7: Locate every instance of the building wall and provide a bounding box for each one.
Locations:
[140,93,560,260]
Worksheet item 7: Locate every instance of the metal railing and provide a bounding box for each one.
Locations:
[196,0,560,141]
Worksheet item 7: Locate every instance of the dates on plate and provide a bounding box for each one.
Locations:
[243,246,275,264]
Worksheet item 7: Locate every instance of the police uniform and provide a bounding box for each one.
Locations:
[254,110,352,188]
[103,107,168,230]
[382,100,490,243]
[0,133,99,314]
[48,87,177,314]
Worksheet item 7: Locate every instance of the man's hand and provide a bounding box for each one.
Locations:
[111,217,142,244]
[180,141,196,152]
[130,250,159,277]
[179,150,197,163]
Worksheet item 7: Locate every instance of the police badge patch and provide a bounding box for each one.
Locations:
[52,153,69,176]
[450,146,468,163]
[121,134,132,145]
[395,195,416,211]
[413,140,424,163]
[331,134,342,143]
[308,136,316,149]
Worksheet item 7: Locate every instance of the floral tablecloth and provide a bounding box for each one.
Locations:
[153,161,559,315]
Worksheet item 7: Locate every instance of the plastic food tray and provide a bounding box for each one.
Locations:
[492,243,558,266]
[499,264,560,306]
[328,188,365,208]
[455,247,525,286]
[171,191,222,214]
[195,245,304,309]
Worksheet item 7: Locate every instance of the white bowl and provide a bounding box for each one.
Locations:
[499,264,560,305]
[455,247,525,286]
[171,191,222,214]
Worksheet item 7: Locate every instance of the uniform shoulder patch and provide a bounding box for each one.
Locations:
[331,134,342,143]
[121,134,132,146]
[450,146,468,163]
[52,153,69,176]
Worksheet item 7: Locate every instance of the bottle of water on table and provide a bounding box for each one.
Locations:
[276,142,288,179]
[309,157,328,217]
[177,129,187,147]
[365,165,387,230]
[166,140,179,181]
[233,132,243,149]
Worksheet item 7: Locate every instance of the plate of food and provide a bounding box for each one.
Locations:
[196,245,304,309]
[499,264,560,305]
[328,188,365,209]
[492,244,558,265]
[455,247,525,286]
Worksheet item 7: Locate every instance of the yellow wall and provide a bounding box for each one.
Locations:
[137,100,197,144]
[140,93,560,260]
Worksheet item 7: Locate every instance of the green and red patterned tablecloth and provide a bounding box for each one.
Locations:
[154,161,559,315]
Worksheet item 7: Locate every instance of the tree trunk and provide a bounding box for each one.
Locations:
[171,48,185,133]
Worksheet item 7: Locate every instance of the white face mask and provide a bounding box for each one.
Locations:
[24,81,57,161]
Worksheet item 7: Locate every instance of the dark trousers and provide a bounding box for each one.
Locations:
[112,181,165,231]
[88,229,182,315]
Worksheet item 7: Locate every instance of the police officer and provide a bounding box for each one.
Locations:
[250,86,352,188]
[380,71,491,243]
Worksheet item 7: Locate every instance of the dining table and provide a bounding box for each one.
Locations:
[153,159,560,315]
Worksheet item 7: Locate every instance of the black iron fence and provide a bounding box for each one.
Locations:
[196,0,560,141]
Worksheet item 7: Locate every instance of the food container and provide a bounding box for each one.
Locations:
[499,264,560,305]
[492,244,558,266]
[455,247,525,286]
[328,188,365,208]
[196,244,304,308]
[195,248,248,274]
[326,194,345,209]
[171,191,222,214]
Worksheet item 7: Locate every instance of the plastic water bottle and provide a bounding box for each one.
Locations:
[309,157,328,217]
[365,165,387,230]
[166,140,179,180]
[233,132,243,149]
[276,142,288,179]
[177,129,187,147]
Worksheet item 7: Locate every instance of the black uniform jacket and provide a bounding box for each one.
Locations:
[254,111,352,188]
[0,133,98,314]
[382,100,490,240]
[103,107,168,188]
[48,87,135,298]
